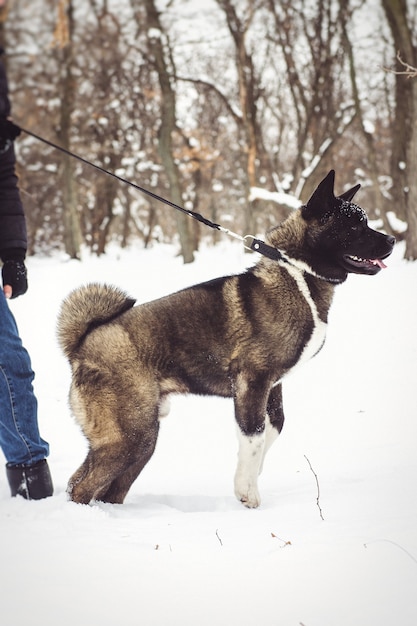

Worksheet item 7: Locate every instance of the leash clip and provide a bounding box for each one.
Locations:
[243,235,257,252]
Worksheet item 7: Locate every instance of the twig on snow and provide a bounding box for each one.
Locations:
[304,454,324,520]
[215,528,223,547]
[271,532,292,547]
[364,539,417,565]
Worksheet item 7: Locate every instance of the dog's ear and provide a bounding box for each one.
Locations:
[302,170,336,221]
[339,184,361,202]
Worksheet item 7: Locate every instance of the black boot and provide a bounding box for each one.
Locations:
[6,459,53,500]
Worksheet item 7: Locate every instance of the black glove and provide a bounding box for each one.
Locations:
[0,117,20,140]
[2,259,28,298]
[0,118,21,153]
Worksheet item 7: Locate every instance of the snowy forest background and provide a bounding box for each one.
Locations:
[1,5,417,624]
[1,0,417,262]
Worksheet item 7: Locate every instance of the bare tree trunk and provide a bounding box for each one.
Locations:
[56,0,81,259]
[142,0,194,263]
[404,78,417,258]
[91,173,117,255]
[218,0,259,237]
[381,0,417,258]
[340,0,392,231]
[267,0,351,197]
[0,5,6,51]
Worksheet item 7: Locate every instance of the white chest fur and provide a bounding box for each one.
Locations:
[281,261,327,377]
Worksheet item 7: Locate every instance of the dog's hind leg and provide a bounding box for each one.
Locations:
[96,422,160,504]
[67,368,162,504]
[67,454,92,500]
[232,372,271,508]
[68,419,160,505]
[68,444,130,504]
[95,460,146,504]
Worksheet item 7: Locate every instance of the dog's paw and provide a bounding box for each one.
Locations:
[234,466,261,508]
[234,484,261,509]
[240,496,261,509]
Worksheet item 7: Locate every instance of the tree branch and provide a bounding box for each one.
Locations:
[383,51,417,79]
[173,74,242,124]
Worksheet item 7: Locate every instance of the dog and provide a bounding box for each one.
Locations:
[57,170,395,508]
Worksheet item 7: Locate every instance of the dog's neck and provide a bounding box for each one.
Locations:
[276,252,346,284]
[264,213,348,285]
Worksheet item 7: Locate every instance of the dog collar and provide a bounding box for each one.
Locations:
[246,236,344,283]
[244,236,288,262]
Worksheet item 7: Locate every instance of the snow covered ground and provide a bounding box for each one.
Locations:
[1,239,416,626]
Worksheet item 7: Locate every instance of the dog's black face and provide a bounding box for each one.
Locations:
[319,198,395,276]
[302,170,395,281]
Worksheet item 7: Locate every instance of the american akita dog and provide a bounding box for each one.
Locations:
[57,170,394,508]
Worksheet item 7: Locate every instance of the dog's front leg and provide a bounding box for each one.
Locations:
[234,427,265,508]
[233,372,270,508]
[259,382,285,474]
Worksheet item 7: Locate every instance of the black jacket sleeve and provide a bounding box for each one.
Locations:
[0,55,27,261]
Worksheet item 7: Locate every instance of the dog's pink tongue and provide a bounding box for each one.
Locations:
[373,258,387,269]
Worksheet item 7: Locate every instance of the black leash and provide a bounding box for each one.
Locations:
[20,126,285,262]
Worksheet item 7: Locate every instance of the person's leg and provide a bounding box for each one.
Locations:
[0,290,52,498]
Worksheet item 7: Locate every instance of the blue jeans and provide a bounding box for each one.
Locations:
[0,289,49,465]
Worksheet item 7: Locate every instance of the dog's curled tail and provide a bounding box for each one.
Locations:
[57,283,136,360]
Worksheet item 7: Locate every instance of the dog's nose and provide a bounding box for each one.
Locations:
[387,235,396,246]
